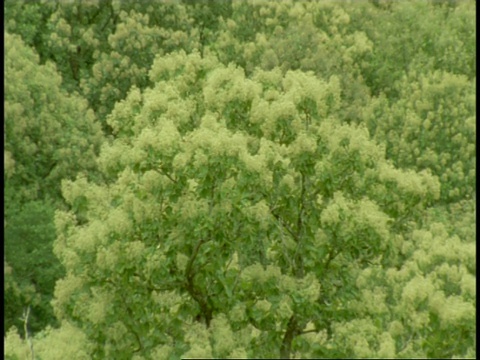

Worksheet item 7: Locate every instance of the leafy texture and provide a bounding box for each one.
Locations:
[4,32,104,338]
[51,52,443,358]
[4,1,475,358]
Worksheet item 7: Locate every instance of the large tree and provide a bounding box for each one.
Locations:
[29,51,444,359]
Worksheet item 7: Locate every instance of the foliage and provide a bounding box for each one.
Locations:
[5,0,202,129]
[204,1,475,205]
[361,70,475,203]
[4,31,103,335]
[50,52,442,358]
[331,220,475,359]
[4,0,56,53]
[4,201,63,335]
[4,321,93,360]
[79,1,200,124]
[4,32,103,202]
[3,1,475,359]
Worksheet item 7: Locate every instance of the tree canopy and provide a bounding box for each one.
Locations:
[4,1,475,359]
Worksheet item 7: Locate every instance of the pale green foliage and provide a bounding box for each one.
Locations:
[4,151,15,178]
[4,1,475,359]
[338,220,475,358]
[4,0,56,47]
[79,2,199,122]
[345,0,475,99]
[210,1,374,125]
[3,28,108,334]
[210,314,235,356]
[362,70,475,202]
[4,322,92,360]
[183,322,213,357]
[208,0,475,204]
[5,0,200,123]
[4,327,32,360]
[49,51,445,358]
[4,32,103,202]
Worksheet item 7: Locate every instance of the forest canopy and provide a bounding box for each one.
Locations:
[4,1,475,359]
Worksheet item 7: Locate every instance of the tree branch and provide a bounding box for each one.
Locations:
[323,245,339,273]
[280,315,302,359]
[293,172,307,278]
[184,238,213,327]
[159,167,177,184]
[117,291,143,353]
[22,306,35,360]
[270,208,297,240]
[132,271,182,293]
[296,172,306,239]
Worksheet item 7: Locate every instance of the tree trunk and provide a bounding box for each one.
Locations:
[280,315,299,359]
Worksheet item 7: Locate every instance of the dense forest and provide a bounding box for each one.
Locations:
[4,0,475,359]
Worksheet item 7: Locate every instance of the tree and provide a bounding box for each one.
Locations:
[206,1,374,127]
[4,1,475,358]
[5,0,201,131]
[4,32,103,203]
[4,31,103,335]
[361,70,475,203]
[49,51,441,359]
[4,201,62,336]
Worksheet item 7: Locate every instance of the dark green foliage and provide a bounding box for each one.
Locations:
[4,201,63,335]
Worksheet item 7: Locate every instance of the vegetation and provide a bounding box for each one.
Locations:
[4,1,475,359]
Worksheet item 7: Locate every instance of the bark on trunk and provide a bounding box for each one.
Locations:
[280,315,299,359]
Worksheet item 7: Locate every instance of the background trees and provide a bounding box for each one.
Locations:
[4,1,475,359]
[4,31,103,337]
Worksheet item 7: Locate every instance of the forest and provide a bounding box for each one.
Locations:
[4,0,476,359]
